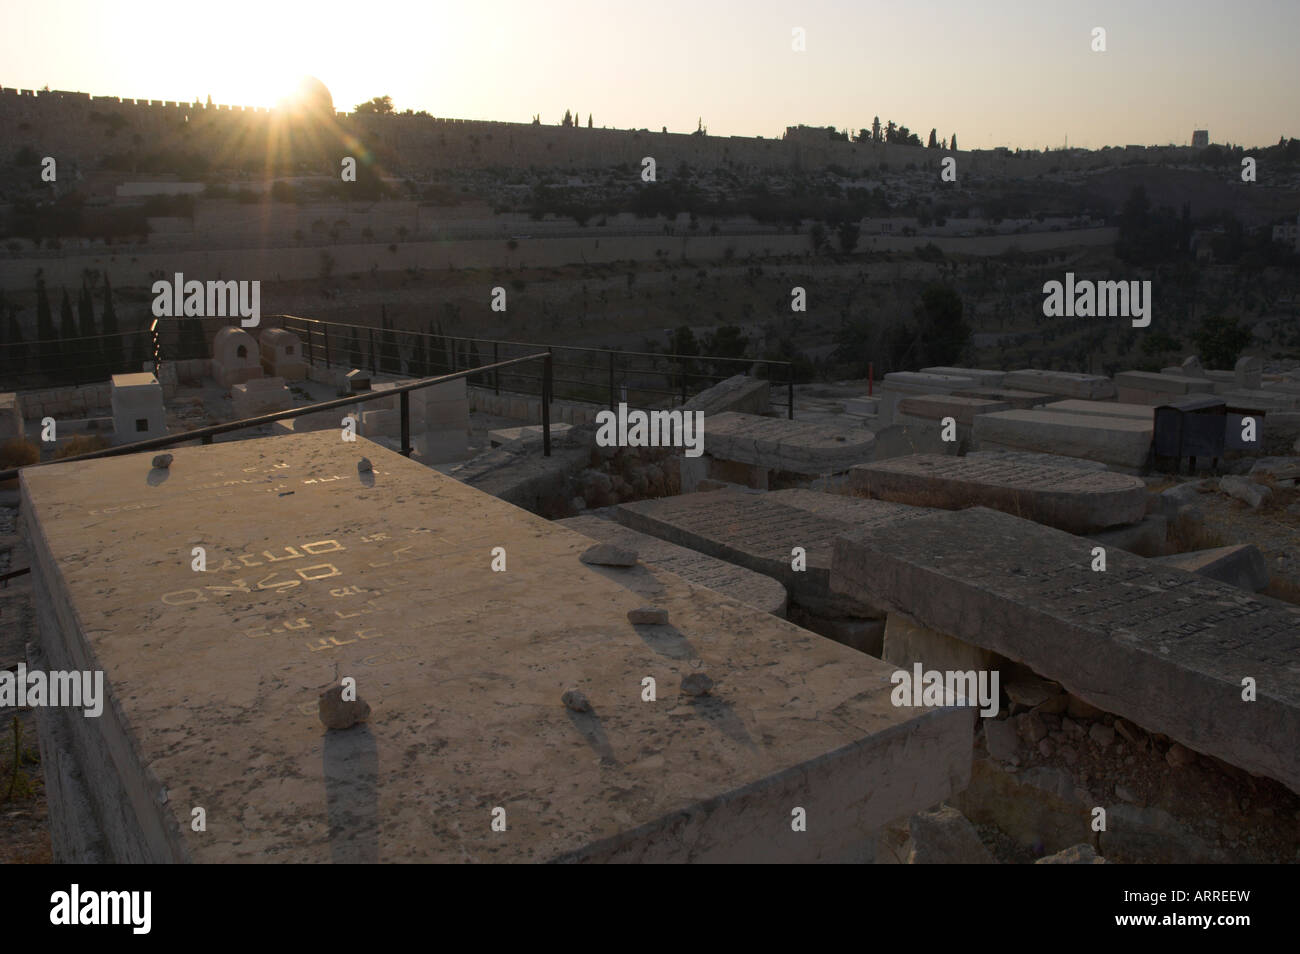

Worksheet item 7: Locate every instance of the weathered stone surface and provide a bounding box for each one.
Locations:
[966,449,1108,472]
[1002,370,1117,401]
[579,542,638,567]
[558,516,787,616]
[151,453,173,470]
[920,367,1006,388]
[878,372,978,425]
[561,688,593,712]
[22,431,973,862]
[973,409,1153,470]
[318,685,371,730]
[1044,399,1155,422]
[983,720,1020,762]
[850,454,1146,532]
[882,612,997,677]
[871,421,960,460]
[1035,843,1107,864]
[905,805,996,864]
[963,388,1054,409]
[1115,371,1215,405]
[489,423,574,447]
[1179,356,1206,378]
[704,412,875,475]
[616,490,931,617]
[681,374,770,416]
[1236,355,1262,391]
[1152,544,1269,592]
[1086,514,1168,557]
[1219,475,1271,509]
[832,506,1300,793]
[680,672,715,697]
[0,393,24,442]
[897,394,1010,427]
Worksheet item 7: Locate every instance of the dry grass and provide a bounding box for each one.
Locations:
[1264,577,1300,606]
[53,434,110,459]
[1166,512,1230,554]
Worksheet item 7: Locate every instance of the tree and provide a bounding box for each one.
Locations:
[587,114,593,128]
[885,120,897,143]
[58,289,77,379]
[913,283,970,367]
[100,274,120,374]
[77,284,96,338]
[379,307,400,374]
[354,95,394,115]
[950,133,957,150]
[809,222,829,253]
[928,129,938,148]
[837,220,860,253]
[702,325,749,378]
[562,109,572,127]
[1192,315,1253,369]
[0,291,24,381]
[35,278,56,375]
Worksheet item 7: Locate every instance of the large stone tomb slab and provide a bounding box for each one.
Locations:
[1001,370,1116,401]
[1115,371,1215,406]
[557,516,787,616]
[964,388,1054,409]
[681,374,770,416]
[973,409,1153,471]
[849,454,1147,532]
[896,394,1010,427]
[832,507,1300,793]
[616,490,931,617]
[876,372,978,426]
[258,328,307,381]
[212,327,263,388]
[920,367,1005,388]
[22,431,971,863]
[1044,399,1155,423]
[704,412,874,475]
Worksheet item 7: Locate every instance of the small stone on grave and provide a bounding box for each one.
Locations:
[628,607,669,625]
[358,457,373,473]
[580,542,638,567]
[151,454,173,470]
[681,673,715,697]
[318,685,371,730]
[561,688,592,713]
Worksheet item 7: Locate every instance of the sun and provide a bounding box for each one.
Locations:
[275,76,335,119]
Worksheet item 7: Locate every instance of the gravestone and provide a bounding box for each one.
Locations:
[1043,400,1155,423]
[896,394,1010,427]
[963,388,1053,410]
[973,409,1153,471]
[22,431,972,862]
[557,516,787,615]
[1115,371,1215,406]
[849,454,1147,532]
[616,490,931,617]
[110,373,166,445]
[1001,370,1116,401]
[1235,355,1262,391]
[231,376,291,419]
[680,374,770,416]
[0,393,23,441]
[919,367,1006,388]
[832,506,1300,793]
[212,327,263,388]
[877,372,978,426]
[258,328,307,381]
[704,412,875,476]
[1179,356,1206,378]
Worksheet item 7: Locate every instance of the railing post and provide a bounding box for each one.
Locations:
[493,342,500,394]
[542,352,552,457]
[400,390,412,457]
[609,351,616,410]
[546,346,553,406]
[306,325,314,367]
[369,328,377,375]
[323,325,331,370]
[788,373,794,420]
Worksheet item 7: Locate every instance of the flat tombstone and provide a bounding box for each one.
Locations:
[920,367,1005,388]
[704,412,875,475]
[21,432,971,862]
[964,388,1054,410]
[897,394,1009,427]
[680,374,770,416]
[1180,356,1206,378]
[973,409,1153,471]
[1044,400,1155,423]
[832,506,1300,794]
[1001,370,1116,401]
[849,454,1147,532]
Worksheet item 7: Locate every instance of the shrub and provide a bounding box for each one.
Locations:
[0,438,39,470]
[54,434,110,460]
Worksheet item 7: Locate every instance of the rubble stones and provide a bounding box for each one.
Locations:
[579,543,638,567]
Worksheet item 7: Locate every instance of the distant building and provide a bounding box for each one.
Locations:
[1192,129,1209,148]
[872,116,881,142]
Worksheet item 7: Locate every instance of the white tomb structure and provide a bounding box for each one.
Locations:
[110,373,166,444]
[258,328,307,381]
[212,327,263,388]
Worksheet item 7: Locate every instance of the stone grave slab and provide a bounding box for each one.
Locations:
[490,423,574,447]
[556,516,787,615]
[973,409,1152,471]
[849,454,1147,532]
[22,431,972,862]
[1001,370,1117,401]
[1151,544,1270,593]
[966,450,1108,472]
[681,374,770,416]
[897,394,1010,427]
[0,393,22,441]
[877,372,978,425]
[616,490,931,617]
[1044,400,1155,423]
[832,506,1300,793]
[963,388,1052,410]
[705,412,875,475]
[920,367,1006,388]
[1115,371,1215,405]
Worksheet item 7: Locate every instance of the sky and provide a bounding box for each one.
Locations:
[2,0,1297,150]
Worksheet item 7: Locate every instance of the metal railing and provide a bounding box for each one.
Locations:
[275,315,795,420]
[0,351,554,484]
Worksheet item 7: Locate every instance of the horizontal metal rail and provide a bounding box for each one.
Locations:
[0,352,552,482]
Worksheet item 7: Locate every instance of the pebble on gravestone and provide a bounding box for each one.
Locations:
[579,542,638,567]
[627,607,669,625]
[152,453,173,469]
[358,457,373,473]
[561,688,592,712]
[681,672,714,697]
[318,685,371,730]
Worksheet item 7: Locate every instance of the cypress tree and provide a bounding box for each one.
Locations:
[77,283,98,381]
[35,278,56,376]
[59,289,78,381]
[348,325,362,369]
[101,274,120,374]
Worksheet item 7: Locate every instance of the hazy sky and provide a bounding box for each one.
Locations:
[3,0,1296,149]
